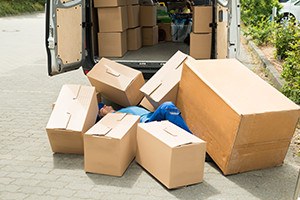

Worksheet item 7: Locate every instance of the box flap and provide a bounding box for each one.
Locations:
[140,51,188,98]
[46,84,96,132]
[139,121,204,148]
[87,113,139,139]
[86,123,112,136]
[184,59,300,114]
[88,58,140,91]
[46,111,71,130]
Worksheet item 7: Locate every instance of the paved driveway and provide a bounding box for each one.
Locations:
[0,13,299,200]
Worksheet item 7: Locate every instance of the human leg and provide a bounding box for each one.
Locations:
[146,101,192,133]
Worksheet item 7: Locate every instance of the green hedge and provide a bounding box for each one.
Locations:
[241,0,300,104]
[281,25,300,104]
[241,0,281,27]
[0,0,45,17]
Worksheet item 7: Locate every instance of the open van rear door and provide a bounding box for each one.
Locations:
[216,0,240,58]
[45,0,86,76]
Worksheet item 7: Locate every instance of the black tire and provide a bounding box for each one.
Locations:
[279,13,296,25]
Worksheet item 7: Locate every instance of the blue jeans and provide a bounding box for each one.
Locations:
[145,102,192,134]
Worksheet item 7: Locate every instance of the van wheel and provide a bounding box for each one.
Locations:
[280,13,295,25]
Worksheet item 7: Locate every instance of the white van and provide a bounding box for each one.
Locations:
[279,0,300,23]
[45,0,240,78]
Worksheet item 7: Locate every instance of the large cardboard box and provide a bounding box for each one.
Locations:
[46,85,98,154]
[176,59,300,175]
[190,32,211,59]
[158,23,172,42]
[140,51,192,109]
[136,121,206,189]
[192,6,212,33]
[127,27,142,51]
[98,7,128,32]
[140,6,157,27]
[84,113,140,176]
[142,26,158,46]
[87,58,145,107]
[127,5,140,28]
[94,0,126,7]
[98,32,127,57]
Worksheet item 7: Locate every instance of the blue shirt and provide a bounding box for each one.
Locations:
[117,106,153,123]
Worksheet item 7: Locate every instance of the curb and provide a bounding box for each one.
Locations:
[246,39,285,90]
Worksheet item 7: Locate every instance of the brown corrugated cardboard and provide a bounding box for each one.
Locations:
[127,27,142,51]
[139,97,155,112]
[140,51,193,109]
[94,0,126,7]
[158,23,172,41]
[98,7,128,32]
[136,121,206,189]
[84,113,140,176]
[192,6,212,33]
[87,58,145,107]
[176,59,300,175]
[46,85,98,154]
[98,32,127,57]
[127,5,140,28]
[126,0,139,5]
[142,26,158,46]
[190,32,211,59]
[140,6,157,27]
[96,92,102,103]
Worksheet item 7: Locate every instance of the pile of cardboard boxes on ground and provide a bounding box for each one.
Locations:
[95,0,213,59]
[46,51,300,189]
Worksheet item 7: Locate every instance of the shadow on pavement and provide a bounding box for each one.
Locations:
[226,164,298,200]
[86,161,142,188]
[52,153,84,170]
[136,161,221,200]
[168,181,220,200]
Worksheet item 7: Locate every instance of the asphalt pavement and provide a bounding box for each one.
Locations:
[0,13,299,200]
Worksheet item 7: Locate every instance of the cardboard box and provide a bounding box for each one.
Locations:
[136,121,206,189]
[139,97,155,112]
[94,0,126,7]
[84,113,140,176]
[176,58,300,175]
[127,27,142,51]
[142,26,158,46]
[98,32,127,57]
[140,51,192,109]
[127,5,140,28]
[87,58,145,107]
[158,23,172,42]
[190,32,211,59]
[140,6,157,27]
[126,0,139,5]
[46,85,98,154]
[192,6,213,33]
[98,7,128,32]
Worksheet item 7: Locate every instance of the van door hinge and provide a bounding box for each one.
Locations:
[82,22,92,28]
[210,22,217,28]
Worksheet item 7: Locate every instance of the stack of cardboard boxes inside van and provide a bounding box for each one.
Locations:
[95,0,214,59]
[190,6,212,59]
[46,51,300,189]
[95,0,158,57]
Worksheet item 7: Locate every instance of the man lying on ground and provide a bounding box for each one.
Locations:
[97,101,192,134]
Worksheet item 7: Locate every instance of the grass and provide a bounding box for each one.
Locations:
[0,0,45,17]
